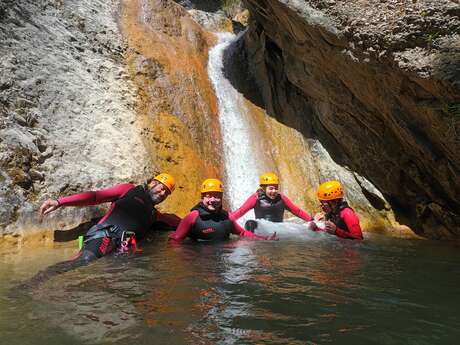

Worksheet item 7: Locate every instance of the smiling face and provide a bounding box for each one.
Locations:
[202,191,223,212]
[319,199,339,213]
[147,180,171,205]
[263,184,279,200]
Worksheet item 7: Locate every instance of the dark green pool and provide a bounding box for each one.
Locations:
[1,227,459,344]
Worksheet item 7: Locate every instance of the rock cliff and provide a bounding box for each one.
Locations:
[242,0,460,238]
[121,0,223,214]
[3,0,457,243]
[0,0,150,245]
[0,0,223,246]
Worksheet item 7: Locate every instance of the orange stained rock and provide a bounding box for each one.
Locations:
[141,111,220,215]
[199,289,210,297]
[121,0,223,216]
[119,0,411,235]
[121,0,218,119]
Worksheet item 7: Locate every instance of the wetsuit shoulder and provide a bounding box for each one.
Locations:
[229,193,258,221]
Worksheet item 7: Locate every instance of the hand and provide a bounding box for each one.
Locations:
[266,232,279,241]
[314,212,325,221]
[39,199,60,216]
[324,221,336,234]
[308,221,319,232]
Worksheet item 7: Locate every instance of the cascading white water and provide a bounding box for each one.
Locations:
[207,32,326,235]
[207,33,261,215]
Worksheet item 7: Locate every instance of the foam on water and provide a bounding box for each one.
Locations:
[252,219,328,240]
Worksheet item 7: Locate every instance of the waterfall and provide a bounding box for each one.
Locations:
[207,33,260,215]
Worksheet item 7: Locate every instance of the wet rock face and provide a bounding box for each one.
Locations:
[243,0,460,238]
[0,0,148,235]
[121,0,224,214]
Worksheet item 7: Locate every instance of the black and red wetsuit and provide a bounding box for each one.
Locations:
[25,183,179,289]
[229,190,312,231]
[57,183,179,261]
[326,201,363,240]
[168,203,267,242]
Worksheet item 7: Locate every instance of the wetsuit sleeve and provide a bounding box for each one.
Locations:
[57,183,135,207]
[156,211,181,228]
[168,211,199,241]
[229,194,257,221]
[231,220,269,240]
[281,195,312,221]
[335,208,363,240]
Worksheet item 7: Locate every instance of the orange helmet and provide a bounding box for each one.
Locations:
[259,172,279,185]
[317,180,343,201]
[154,173,176,193]
[201,178,223,193]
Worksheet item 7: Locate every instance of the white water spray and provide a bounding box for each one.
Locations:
[207,34,326,237]
[207,33,261,214]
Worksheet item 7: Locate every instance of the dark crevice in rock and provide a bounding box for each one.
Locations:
[359,186,387,212]
[173,0,224,12]
[223,32,265,109]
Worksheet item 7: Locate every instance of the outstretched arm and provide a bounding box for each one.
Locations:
[58,183,135,206]
[281,195,312,222]
[168,211,199,241]
[229,193,257,221]
[39,183,135,216]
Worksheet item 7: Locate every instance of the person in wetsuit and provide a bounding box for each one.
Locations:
[229,172,313,232]
[314,180,363,240]
[26,173,180,288]
[168,178,277,242]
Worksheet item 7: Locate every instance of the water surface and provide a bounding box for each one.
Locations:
[1,229,459,345]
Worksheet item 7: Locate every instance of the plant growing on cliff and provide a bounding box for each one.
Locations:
[425,32,440,48]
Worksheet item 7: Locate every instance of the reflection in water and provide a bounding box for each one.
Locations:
[218,244,258,344]
[1,233,460,344]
